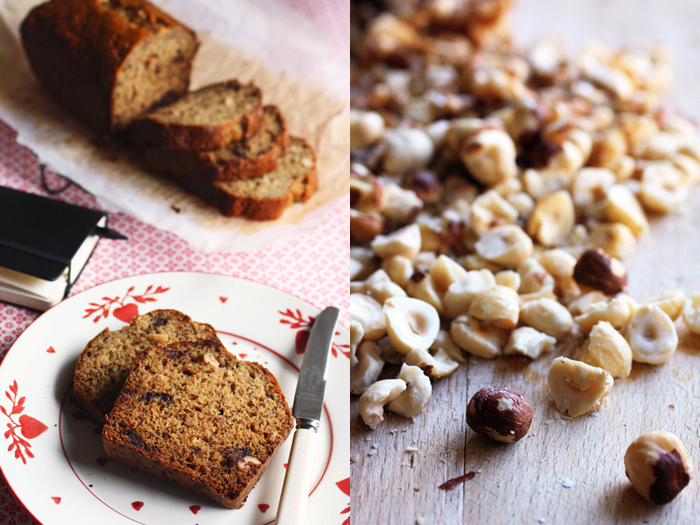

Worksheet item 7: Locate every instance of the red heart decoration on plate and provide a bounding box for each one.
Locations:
[19,415,48,439]
[113,304,139,323]
[131,501,144,511]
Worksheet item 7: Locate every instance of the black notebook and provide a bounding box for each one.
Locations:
[0,186,126,311]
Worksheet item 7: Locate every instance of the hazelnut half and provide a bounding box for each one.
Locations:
[466,387,533,443]
[383,296,440,355]
[573,248,627,295]
[625,431,693,504]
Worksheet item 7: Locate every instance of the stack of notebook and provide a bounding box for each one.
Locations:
[0,186,125,310]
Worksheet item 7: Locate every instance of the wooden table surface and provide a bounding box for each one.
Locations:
[350,192,700,525]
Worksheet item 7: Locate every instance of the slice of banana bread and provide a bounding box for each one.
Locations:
[21,0,199,135]
[72,309,220,424]
[102,339,295,509]
[127,80,264,150]
[212,137,317,220]
[141,105,289,181]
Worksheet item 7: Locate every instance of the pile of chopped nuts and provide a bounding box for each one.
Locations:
[350,0,700,451]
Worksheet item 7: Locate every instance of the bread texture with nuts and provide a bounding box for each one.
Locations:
[141,105,289,181]
[127,80,263,150]
[21,0,199,135]
[102,339,294,508]
[211,137,317,220]
[72,309,220,424]
[163,136,317,220]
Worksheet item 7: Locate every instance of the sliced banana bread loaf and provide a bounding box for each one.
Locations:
[141,105,289,181]
[102,339,294,509]
[127,80,264,150]
[21,0,199,135]
[163,136,317,220]
[72,309,220,424]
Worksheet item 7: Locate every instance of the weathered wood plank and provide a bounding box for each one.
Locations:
[350,199,700,525]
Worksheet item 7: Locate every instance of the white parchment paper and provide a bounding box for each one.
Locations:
[0,0,349,253]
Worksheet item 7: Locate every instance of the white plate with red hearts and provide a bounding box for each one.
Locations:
[0,272,350,525]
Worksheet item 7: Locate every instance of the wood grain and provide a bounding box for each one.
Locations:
[351,196,700,524]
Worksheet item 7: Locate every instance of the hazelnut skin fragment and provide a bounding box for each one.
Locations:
[625,430,693,504]
[573,248,627,295]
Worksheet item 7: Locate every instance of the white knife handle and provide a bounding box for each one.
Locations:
[276,428,317,525]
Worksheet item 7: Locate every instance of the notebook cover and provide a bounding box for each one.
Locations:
[0,186,106,281]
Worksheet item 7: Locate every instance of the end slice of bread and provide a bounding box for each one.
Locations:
[141,105,289,181]
[20,0,199,134]
[102,339,295,509]
[72,309,221,424]
[213,137,317,220]
[127,80,264,150]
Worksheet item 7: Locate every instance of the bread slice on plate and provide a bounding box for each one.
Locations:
[20,0,199,135]
[142,105,289,181]
[102,339,295,509]
[72,309,220,424]
[128,80,264,150]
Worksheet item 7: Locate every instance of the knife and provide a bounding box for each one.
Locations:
[276,306,340,525]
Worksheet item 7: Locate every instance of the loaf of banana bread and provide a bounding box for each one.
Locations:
[20,0,199,134]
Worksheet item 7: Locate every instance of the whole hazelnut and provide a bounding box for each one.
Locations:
[351,209,384,244]
[404,170,442,204]
[466,387,533,443]
[624,430,693,504]
[573,248,627,296]
[350,173,385,213]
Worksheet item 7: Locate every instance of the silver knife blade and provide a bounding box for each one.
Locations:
[292,306,340,429]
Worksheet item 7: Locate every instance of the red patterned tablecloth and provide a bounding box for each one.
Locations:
[0,1,349,522]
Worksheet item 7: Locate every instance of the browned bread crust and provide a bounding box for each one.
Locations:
[214,137,318,220]
[72,309,220,424]
[102,339,294,509]
[20,0,199,134]
[142,105,289,181]
[158,136,317,220]
[127,80,264,150]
